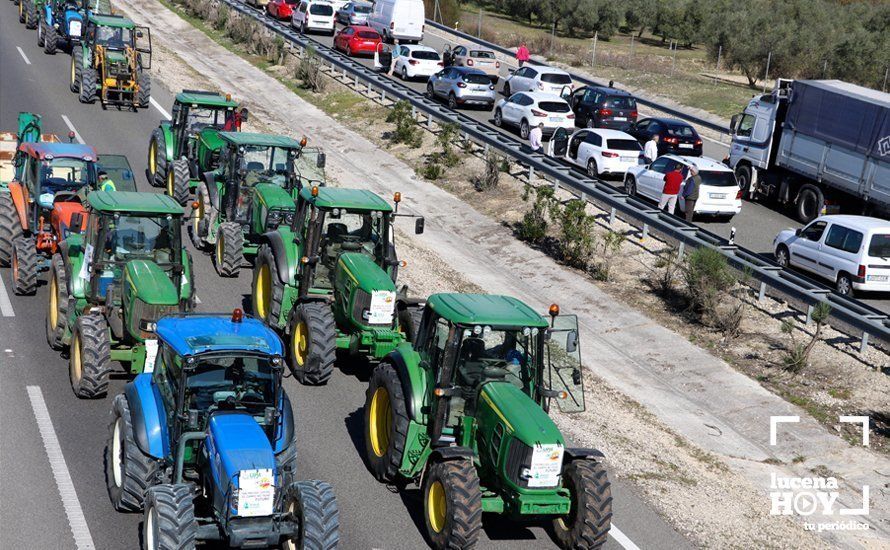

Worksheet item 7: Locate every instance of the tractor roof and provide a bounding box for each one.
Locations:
[175,91,239,108]
[299,187,393,212]
[219,132,302,149]
[19,142,98,161]
[87,191,183,215]
[156,315,285,357]
[88,13,135,27]
[427,293,549,328]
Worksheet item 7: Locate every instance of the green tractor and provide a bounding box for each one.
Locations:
[251,185,425,385]
[146,90,245,204]
[70,14,152,109]
[18,0,45,30]
[46,190,195,399]
[190,131,326,278]
[363,294,612,549]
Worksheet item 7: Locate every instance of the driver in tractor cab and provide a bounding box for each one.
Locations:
[97,26,124,49]
[98,171,116,192]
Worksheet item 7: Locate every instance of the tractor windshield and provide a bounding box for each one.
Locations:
[40,158,95,193]
[184,353,278,414]
[241,145,295,187]
[453,326,542,391]
[99,214,181,266]
[185,107,230,132]
[95,25,132,49]
[310,208,388,289]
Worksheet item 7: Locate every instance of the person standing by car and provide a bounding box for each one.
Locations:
[644,134,659,164]
[682,166,701,221]
[443,44,453,67]
[528,122,544,154]
[516,42,530,67]
[659,165,683,213]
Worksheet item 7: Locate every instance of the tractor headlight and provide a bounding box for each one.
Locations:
[266,210,283,229]
[283,211,295,226]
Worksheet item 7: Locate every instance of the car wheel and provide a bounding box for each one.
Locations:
[401,66,408,80]
[494,108,503,127]
[775,245,790,269]
[836,273,853,297]
[520,119,530,140]
[796,185,823,223]
[300,20,306,33]
[447,93,457,110]
[346,45,353,56]
[624,176,637,196]
[587,158,599,178]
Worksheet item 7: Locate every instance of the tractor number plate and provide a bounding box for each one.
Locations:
[527,444,564,488]
[368,290,395,325]
[237,469,275,517]
[143,339,158,373]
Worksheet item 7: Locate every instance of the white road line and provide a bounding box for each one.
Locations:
[0,274,14,317]
[26,386,96,550]
[150,97,171,120]
[611,524,642,550]
[60,115,85,145]
[16,46,31,65]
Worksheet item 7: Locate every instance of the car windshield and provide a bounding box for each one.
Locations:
[463,73,491,85]
[185,354,276,412]
[353,3,371,13]
[698,170,738,187]
[412,50,440,60]
[667,124,696,137]
[100,214,180,265]
[868,234,890,258]
[357,30,379,39]
[95,25,132,48]
[41,158,93,190]
[606,97,636,109]
[471,50,495,59]
[310,3,332,15]
[606,139,642,151]
[538,101,570,113]
[242,145,294,186]
[541,72,572,84]
[454,327,541,390]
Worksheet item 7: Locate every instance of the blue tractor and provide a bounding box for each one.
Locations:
[104,310,340,549]
[37,0,84,55]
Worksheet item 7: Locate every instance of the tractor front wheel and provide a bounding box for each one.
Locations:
[552,460,613,549]
[105,394,160,512]
[252,244,282,325]
[188,183,211,250]
[214,222,243,277]
[11,236,37,295]
[37,20,45,46]
[70,48,83,93]
[364,363,409,483]
[422,458,482,550]
[166,158,190,205]
[79,66,97,103]
[148,129,168,188]
[143,484,197,550]
[137,70,151,109]
[46,254,70,349]
[69,314,112,399]
[18,0,24,23]
[282,481,340,550]
[24,0,36,28]
[44,22,57,54]
[0,193,22,267]
[287,302,336,386]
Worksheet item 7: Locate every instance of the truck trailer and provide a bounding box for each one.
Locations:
[729,79,890,222]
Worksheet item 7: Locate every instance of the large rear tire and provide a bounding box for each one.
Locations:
[287,302,336,386]
[252,244,282,326]
[25,0,37,28]
[214,222,243,277]
[166,158,190,205]
[147,129,168,188]
[79,66,97,103]
[11,236,37,295]
[142,484,197,550]
[105,394,160,512]
[364,363,409,483]
[44,23,57,54]
[137,70,151,108]
[552,460,613,549]
[282,481,340,550]
[0,193,23,267]
[422,459,482,550]
[796,185,823,223]
[46,254,70,349]
[70,48,83,93]
[69,314,112,399]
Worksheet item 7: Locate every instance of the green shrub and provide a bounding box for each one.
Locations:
[782,302,831,373]
[559,199,596,268]
[474,151,503,191]
[437,123,461,167]
[517,185,556,243]
[682,247,735,325]
[592,229,626,281]
[420,162,443,180]
[386,101,422,147]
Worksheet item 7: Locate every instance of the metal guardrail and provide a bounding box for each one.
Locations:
[216,0,890,354]
[424,19,732,136]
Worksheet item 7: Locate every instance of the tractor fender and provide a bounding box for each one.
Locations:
[563,448,605,463]
[429,446,475,462]
[386,349,428,424]
[59,234,86,299]
[203,172,220,210]
[159,123,175,163]
[261,230,296,286]
[273,391,295,454]
[7,182,29,231]
[43,3,52,24]
[124,374,171,459]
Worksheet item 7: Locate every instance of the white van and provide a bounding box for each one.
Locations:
[292,0,336,35]
[367,0,424,43]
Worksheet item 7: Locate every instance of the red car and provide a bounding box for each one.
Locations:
[266,0,296,20]
[333,25,382,57]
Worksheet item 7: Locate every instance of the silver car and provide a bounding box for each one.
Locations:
[426,66,496,110]
[335,1,371,25]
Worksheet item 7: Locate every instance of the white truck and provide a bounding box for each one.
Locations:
[729,79,890,223]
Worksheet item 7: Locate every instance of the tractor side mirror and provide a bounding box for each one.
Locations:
[316,152,326,169]
[565,329,578,353]
[136,30,144,38]
[414,217,425,234]
[70,212,84,233]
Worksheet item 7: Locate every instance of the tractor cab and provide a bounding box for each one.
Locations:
[171,92,242,164]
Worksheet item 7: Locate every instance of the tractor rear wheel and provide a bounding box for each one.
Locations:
[214,222,243,277]
[0,193,23,267]
[252,244,282,325]
[69,314,112,399]
[188,183,211,250]
[287,302,336,386]
[143,484,197,550]
[137,70,151,108]
[18,0,24,23]
[282,481,339,550]
[70,48,83,93]
[106,394,160,512]
[46,254,70,349]
[552,460,613,549]
[364,363,409,483]
[25,0,36,28]
[79,66,97,103]
[44,22,57,54]
[422,458,482,550]
[11,236,37,295]
[147,129,168,188]
[166,158,190,205]
[37,20,45,46]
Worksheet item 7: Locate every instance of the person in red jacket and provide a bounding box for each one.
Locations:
[516,42,530,67]
[659,165,684,213]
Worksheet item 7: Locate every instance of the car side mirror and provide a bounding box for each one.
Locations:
[565,329,578,353]
[795,228,802,237]
[69,212,84,233]
[316,152,326,168]
[415,217,425,234]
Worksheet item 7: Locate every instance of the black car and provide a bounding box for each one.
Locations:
[567,86,638,130]
[628,117,703,157]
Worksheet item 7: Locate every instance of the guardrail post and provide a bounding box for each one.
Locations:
[608,207,615,225]
[805,304,814,325]
[483,143,489,156]
[411,105,416,120]
[758,281,767,301]
[677,241,685,259]
[528,166,534,182]
[426,114,432,128]
[368,82,372,94]
[381,90,386,102]
[859,332,869,354]
[641,224,648,241]
[355,75,359,87]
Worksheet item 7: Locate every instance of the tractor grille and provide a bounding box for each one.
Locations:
[107,59,131,79]
[504,439,534,489]
[132,298,177,336]
[490,423,504,465]
[352,289,391,327]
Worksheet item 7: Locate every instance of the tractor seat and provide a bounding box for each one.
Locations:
[326,223,348,242]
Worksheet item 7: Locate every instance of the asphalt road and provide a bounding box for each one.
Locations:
[0,8,693,550]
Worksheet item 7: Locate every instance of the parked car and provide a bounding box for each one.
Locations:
[449,45,500,83]
[494,92,575,139]
[266,0,297,19]
[367,0,424,43]
[503,66,573,97]
[427,66,496,109]
[624,155,741,220]
[567,86,638,130]
[550,128,643,178]
[628,117,703,156]
[392,44,442,80]
[292,0,336,35]
[336,1,372,25]
[334,25,381,56]
[774,215,890,296]
[246,0,271,10]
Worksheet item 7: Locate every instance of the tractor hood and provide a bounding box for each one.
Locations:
[254,183,296,211]
[208,412,276,480]
[337,252,395,293]
[198,126,225,151]
[479,382,564,447]
[124,260,179,305]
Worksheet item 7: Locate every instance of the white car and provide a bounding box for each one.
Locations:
[292,0,336,35]
[549,128,643,178]
[503,66,573,97]
[624,155,742,219]
[393,45,442,80]
[773,215,890,295]
[494,92,575,139]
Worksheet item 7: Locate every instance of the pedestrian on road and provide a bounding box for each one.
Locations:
[516,42,530,67]
[644,134,659,164]
[659,165,684,213]
[528,122,544,153]
[682,165,702,222]
[98,171,116,192]
[443,44,453,67]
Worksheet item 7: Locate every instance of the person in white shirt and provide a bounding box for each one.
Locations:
[528,122,544,153]
[644,134,659,164]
